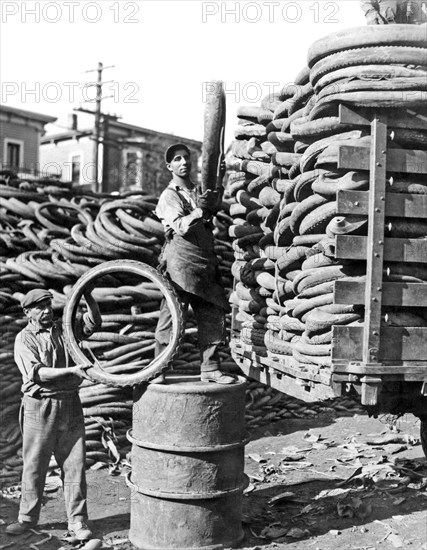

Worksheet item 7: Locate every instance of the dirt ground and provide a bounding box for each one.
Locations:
[1,410,426,550]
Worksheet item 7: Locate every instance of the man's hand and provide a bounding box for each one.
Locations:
[366,10,383,23]
[70,363,92,380]
[197,189,223,215]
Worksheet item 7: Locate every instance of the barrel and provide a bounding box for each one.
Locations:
[128,375,248,550]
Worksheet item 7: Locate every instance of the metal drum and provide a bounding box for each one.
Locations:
[128,376,248,550]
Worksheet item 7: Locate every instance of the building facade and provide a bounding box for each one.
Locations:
[40,115,202,196]
[0,105,57,175]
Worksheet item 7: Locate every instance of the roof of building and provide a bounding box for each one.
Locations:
[0,104,57,124]
[41,130,93,144]
[40,116,202,147]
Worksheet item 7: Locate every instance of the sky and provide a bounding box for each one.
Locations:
[0,1,366,146]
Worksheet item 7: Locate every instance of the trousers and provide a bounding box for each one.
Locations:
[18,392,87,524]
[155,290,226,372]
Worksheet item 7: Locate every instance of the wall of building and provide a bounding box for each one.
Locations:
[0,120,40,169]
[104,126,202,196]
[39,137,95,183]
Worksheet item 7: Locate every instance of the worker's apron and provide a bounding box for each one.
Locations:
[161,223,229,312]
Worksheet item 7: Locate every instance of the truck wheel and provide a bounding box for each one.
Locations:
[63,260,184,387]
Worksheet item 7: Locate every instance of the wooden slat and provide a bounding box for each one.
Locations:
[332,326,427,362]
[335,235,427,263]
[337,190,427,218]
[339,104,427,131]
[363,114,388,365]
[338,145,427,174]
[334,279,427,307]
[231,343,335,402]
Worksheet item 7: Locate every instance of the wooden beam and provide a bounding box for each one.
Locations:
[339,104,427,131]
[335,235,427,263]
[338,145,427,174]
[334,279,427,307]
[337,189,427,218]
[332,325,427,362]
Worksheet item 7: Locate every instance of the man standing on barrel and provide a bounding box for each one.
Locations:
[361,0,427,24]
[155,143,235,384]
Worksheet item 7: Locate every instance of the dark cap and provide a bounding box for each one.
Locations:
[164,143,190,164]
[21,289,53,309]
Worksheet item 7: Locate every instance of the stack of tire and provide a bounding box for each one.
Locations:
[228,24,427,369]
[0,175,250,479]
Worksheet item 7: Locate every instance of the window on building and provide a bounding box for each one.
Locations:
[5,140,23,168]
[70,154,82,184]
[124,149,143,188]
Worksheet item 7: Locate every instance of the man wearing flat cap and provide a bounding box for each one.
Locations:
[155,143,235,384]
[6,288,101,540]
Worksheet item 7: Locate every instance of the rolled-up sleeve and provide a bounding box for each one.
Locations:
[14,332,43,383]
[156,188,204,237]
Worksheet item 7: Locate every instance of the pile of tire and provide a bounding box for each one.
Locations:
[0,174,249,481]
[227,24,427,369]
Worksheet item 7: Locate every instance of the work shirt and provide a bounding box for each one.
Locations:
[14,313,99,397]
[155,180,229,311]
[155,181,205,237]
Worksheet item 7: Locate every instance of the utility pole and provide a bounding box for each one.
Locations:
[75,62,115,193]
[94,62,103,190]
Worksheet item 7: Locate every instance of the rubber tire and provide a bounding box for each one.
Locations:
[314,64,427,93]
[63,260,183,387]
[310,46,427,86]
[202,80,226,192]
[308,24,427,68]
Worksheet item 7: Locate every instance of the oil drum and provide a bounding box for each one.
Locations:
[128,376,248,550]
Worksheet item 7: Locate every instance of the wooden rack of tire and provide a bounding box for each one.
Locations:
[228,25,427,413]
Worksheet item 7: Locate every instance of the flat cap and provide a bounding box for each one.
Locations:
[21,289,53,309]
[164,143,190,164]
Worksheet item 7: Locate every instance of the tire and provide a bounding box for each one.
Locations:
[292,293,334,321]
[313,90,427,111]
[310,46,427,86]
[300,130,364,173]
[290,194,329,235]
[276,245,309,275]
[312,171,369,197]
[291,117,353,140]
[293,234,325,246]
[318,77,427,102]
[299,201,337,235]
[202,80,226,191]
[293,66,310,87]
[63,260,184,387]
[314,64,427,93]
[307,25,427,68]
[293,170,332,202]
[35,202,93,234]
